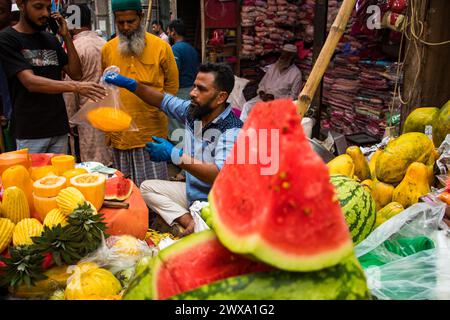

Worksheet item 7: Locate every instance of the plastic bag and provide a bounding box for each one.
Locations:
[355,202,450,299]
[74,234,158,275]
[70,66,138,133]
[189,201,211,233]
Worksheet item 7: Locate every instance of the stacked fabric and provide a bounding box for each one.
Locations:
[240,0,299,57]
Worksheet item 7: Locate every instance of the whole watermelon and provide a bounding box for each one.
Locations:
[171,255,371,300]
[433,100,450,147]
[330,175,376,245]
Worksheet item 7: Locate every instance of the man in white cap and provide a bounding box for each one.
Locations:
[240,43,302,122]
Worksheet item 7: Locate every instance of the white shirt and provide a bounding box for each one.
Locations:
[159,32,170,44]
[258,63,302,99]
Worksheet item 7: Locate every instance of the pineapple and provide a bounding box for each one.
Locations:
[0,245,47,288]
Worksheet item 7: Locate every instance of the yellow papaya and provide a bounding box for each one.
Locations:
[361,179,373,193]
[369,149,382,180]
[375,132,434,185]
[433,100,450,148]
[346,146,371,181]
[371,180,395,212]
[327,154,355,178]
[403,107,439,134]
[375,202,404,228]
[392,162,431,208]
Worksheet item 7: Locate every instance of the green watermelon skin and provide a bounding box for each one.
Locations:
[123,230,271,300]
[330,175,376,245]
[172,255,371,300]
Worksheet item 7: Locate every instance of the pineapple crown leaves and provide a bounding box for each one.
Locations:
[32,225,82,266]
[0,245,47,288]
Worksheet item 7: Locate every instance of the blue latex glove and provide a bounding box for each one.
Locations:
[145,136,183,163]
[103,72,138,92]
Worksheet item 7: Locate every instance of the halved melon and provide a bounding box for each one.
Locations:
[70,173,106,211]
[33,193,58,222]
[63,168,88,187]
[33,176,67,198]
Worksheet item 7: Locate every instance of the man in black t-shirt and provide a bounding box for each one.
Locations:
[0,0,106,154]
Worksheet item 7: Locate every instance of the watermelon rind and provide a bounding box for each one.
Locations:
[330,175,376,245]
[210,192,354,272]
[171,255,371,300]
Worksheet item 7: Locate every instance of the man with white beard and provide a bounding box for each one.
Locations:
[101,0,179,187]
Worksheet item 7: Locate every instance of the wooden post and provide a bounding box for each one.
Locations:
[297,0,357,118]
[200,0,206,63]
[311,0,328,138]
[402,0,450,129]
[144,0,153,32]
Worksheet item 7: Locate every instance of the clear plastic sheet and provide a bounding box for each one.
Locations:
[355,203,450,299]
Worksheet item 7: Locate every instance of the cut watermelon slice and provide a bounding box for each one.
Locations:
[104,175,133,201]
[124,230,271,300]
[210,99,354,272]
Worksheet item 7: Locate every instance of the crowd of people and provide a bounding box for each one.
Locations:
[0,0,302,236]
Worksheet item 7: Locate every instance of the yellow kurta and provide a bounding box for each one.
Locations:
[101,32,179,150]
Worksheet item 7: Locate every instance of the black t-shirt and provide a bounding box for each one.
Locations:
[0,27,70,139]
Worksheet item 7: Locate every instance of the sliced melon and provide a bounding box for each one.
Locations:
[210,100,354,272]
[33,176,67,198]
[70,173,106,211]
[33,193,58,222]
[62,168,88,187]
[30,166,57,181]
[51,155,75,175]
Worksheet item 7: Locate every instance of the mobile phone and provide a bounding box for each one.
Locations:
[48,16,59,35]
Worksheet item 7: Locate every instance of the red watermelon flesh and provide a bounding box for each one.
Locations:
[105,176,133,201]
[153,230,271,300]
[210,99,354,272]
[30,153,57,167]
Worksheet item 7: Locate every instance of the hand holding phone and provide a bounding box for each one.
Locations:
[50,12,69,37]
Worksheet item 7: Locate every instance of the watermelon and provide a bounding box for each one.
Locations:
[172,255,371,300]
[123,230,271,300]
[330,175,376,245]
[105,175,133,201]
[210,100,354,272]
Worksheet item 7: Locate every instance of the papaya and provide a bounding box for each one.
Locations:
[0,153,31,175]
[375,132,434,185]
[375,202,404,228]
[403,107,439,134]
[433,100,450,148]
[346,146,371,181]
[361,179,373,193]
[371,180,395,212]
[326,154,355,178]
[369,149,382,180]
[392,162,430,208]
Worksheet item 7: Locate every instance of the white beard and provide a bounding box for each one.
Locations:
[117,23,146,56]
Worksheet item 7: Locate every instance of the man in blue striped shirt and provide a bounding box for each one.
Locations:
[104,63,242,236]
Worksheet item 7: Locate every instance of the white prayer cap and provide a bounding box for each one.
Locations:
[282,44,298,53]
[12,3,19,11]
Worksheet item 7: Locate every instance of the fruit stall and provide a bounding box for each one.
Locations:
[0,1,449,303]
[0,97,448,300]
